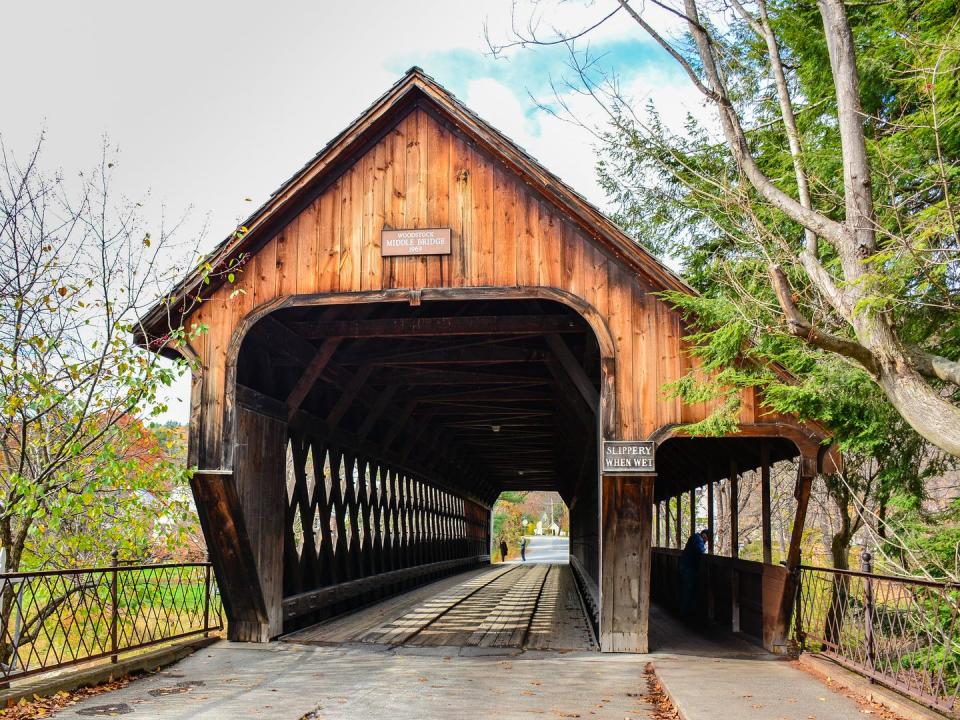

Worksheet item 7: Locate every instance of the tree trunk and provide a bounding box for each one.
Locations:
[874,352,960,457]
[0,518,28,667]
[824,491,854,647]
[877,496,887,540]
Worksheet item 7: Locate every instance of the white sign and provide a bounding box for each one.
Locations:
[602,440,656,474]
[381,228,452,256]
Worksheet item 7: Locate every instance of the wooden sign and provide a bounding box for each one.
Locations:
[602,440,655,474]
[381,228,452,257]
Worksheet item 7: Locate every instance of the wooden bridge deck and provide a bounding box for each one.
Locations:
[283,563,597,652]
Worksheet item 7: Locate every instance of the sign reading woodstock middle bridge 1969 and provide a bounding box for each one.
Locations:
[602,440,656,473]
[381,227,452,257]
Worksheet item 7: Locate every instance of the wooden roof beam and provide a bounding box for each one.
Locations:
[286,314,587,339]
[545,334,599,412]
[367,369,551,386]
[325,365,374,426]
[339,346,550,367]
[415,387,551,403]
[256,315,319,367]
[356,384,399,441]
[286,337,343,421]
[546,359,594,430]
[282,307,375,421]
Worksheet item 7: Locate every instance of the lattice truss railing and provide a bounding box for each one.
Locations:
[793,564,960,717]
[0,562,222,681]
[283,428,488,597]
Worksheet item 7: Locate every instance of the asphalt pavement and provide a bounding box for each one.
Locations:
[510,535,568,564]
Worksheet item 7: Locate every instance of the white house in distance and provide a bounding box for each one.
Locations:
[535,516,562,536]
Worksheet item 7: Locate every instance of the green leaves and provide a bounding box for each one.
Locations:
[597,0,959,451]
[0,137,207,574]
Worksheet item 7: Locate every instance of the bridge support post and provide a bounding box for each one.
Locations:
[674,496,681,549]
[664,500,670,548]
[729,461,740,633]
[654,502,660,547]
[706,477,716,622]
[767,470,815,652]
[191,469,272,642]
[600,473,653,653]
[706,478,714,554]
[761,443,772,565]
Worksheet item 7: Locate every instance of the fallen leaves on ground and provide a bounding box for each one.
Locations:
[0,674,140,719]
[643,662,679,720]
[792,661,911,720]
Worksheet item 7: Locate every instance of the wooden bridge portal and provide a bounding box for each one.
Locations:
[138,68,836,653]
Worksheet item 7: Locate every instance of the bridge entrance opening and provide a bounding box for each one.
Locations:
[234,296,602,649]
[491,490,569,564]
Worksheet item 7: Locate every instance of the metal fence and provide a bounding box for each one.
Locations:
[0,556,222,682]
[792,554,960,717]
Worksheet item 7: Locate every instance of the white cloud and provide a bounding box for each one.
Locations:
[465,78,537,146]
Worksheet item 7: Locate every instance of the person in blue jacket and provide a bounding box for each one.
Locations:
[679,529,710,620]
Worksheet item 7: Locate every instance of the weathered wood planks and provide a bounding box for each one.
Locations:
[600,474,654,653]
[285,564,594,652]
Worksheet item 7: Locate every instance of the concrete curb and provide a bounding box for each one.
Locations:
[797,653,947,720]
[647,661,690,720]
[0,635,219,707]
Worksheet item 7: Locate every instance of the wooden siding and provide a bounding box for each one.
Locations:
[233,406,287,638]
[186,108,735,467]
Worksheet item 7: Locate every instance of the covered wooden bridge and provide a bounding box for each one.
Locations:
[138,68,836,653]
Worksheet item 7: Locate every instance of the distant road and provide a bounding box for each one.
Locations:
[514,535,569,564]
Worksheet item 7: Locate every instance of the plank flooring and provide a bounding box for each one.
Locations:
[284,563,597,652]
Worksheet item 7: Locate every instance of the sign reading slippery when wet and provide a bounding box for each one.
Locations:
[602,440,656,474]
[381,228,452,257]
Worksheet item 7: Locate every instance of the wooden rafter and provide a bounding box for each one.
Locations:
[545,334,599,412]
[286,337,343,421]
[286,314,586,339]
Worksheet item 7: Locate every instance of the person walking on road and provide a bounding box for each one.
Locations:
[520,537,527,562]
[499,537,509,563]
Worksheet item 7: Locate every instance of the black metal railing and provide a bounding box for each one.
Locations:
[0,557,222,682]
[793,554,960,717]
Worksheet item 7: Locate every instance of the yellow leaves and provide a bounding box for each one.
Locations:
[5,676,134,717]
[143,233,151,248]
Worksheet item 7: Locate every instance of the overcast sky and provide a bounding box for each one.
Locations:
[3,1,702,423]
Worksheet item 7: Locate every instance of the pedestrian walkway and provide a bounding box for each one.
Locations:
[60,569,903,719]
[648,605,890,720]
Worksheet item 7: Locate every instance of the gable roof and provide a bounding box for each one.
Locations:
[138,67,693,343]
